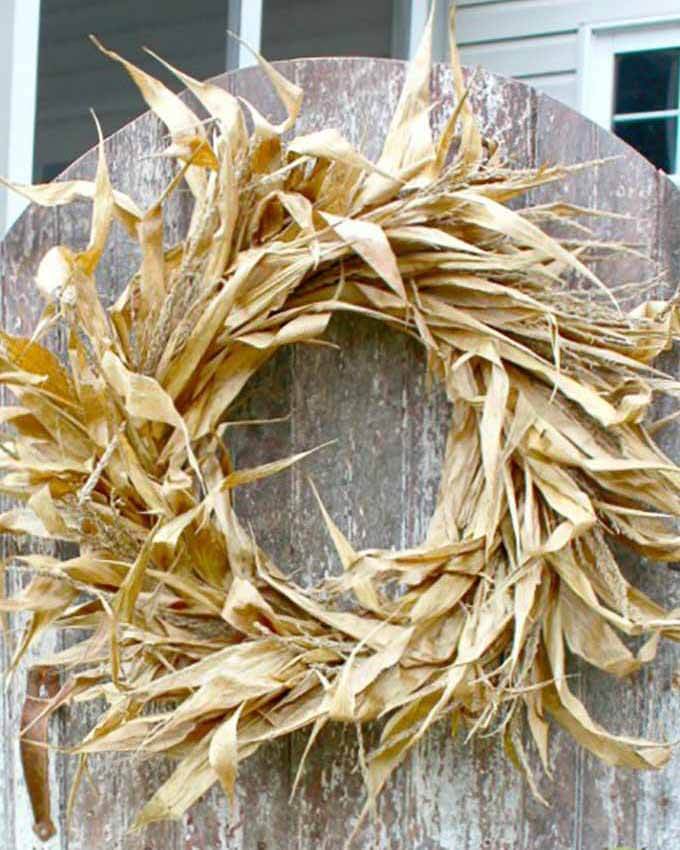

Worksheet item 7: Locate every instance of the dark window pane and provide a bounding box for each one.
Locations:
[35,0,231,181]
[261,0,395,61]
[615,49,679,114]
[614,117,677,173]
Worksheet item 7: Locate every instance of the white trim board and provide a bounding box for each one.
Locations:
[0,0,41,236]
[238,0,263,67]
[409,0,430,59]
[225,0,263,70]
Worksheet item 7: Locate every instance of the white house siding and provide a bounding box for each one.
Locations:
[447,0,680,110]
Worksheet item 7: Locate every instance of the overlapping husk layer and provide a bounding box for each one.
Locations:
[1,5,680,833]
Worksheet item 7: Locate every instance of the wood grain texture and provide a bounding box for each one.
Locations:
[0,57,678,850]
[0,201,67,850]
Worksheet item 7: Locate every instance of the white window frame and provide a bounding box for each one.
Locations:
[579,15,680,183]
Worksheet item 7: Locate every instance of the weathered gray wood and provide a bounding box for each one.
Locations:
[577,114,660,850]
[531,95,614,850]
[1,57,678,850]
[634,170,680,850]
[531,93,680,850]
[0,203,67,850]
[56,116,186,850]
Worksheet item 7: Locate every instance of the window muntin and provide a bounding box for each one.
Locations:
[612,47,680,174]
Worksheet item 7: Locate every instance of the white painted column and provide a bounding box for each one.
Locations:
[0,0,41,236]
[409,0,431,58]
[227,0,263,69]
[239,0,263,66]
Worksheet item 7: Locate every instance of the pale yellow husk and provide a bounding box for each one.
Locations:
[1,3,680,833]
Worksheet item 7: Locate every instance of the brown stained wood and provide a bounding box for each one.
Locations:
[1,57,678,850]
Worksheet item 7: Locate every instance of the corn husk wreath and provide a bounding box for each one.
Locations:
[1,3,680,839]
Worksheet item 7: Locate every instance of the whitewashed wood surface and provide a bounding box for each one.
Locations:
[0,57,678,850]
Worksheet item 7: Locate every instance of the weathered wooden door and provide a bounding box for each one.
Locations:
[1,57,678,850]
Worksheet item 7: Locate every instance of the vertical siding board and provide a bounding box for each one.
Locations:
[0,202,67,850]
[634,173,680,850]
[531,92,605,850]
[51,113,184,850]
[573,128,661,850]
[402,66,461,844]
[0,207,68,850]
[283,59,413,849]
[462,67,535,163]
[282,314,421,845]
[212,62,299,850]
[209,354,295,848]
[444,67,535,850]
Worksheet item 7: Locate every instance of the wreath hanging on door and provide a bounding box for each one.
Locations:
[1,5,679,841]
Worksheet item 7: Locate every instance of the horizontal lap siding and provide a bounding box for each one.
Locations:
[461,34,578,77]
[34,0,229,179]
[519,72,577,108]
[451,0,680,110]
[457,0,680,40]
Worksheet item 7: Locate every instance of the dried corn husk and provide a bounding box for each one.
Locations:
[1,3,680,837]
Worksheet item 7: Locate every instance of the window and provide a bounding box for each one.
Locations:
[581,16,680,182]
